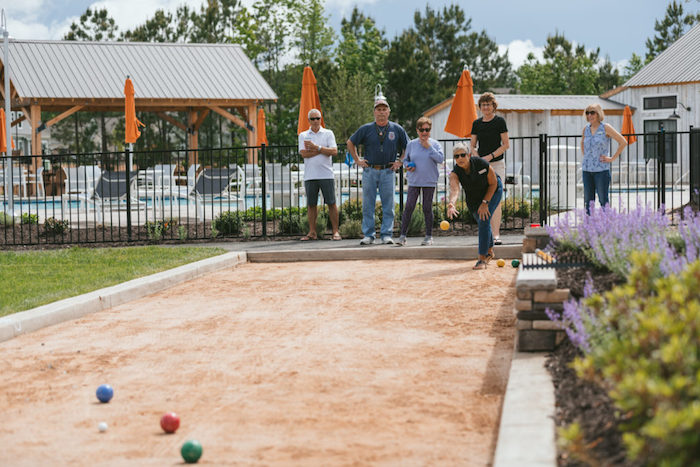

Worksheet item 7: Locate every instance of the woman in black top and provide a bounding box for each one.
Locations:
[447,143,503,270]
[470,92,509,245]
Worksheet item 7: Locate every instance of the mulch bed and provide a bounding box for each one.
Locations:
[549,265,636,466]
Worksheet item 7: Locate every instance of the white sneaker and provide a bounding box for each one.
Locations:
[494,236,502,245]
[396,235,407,246]
[421,236,433,246]
[360,236,375,245]
[381,236,394,244]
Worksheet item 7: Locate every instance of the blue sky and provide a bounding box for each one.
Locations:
[1,0,696,68]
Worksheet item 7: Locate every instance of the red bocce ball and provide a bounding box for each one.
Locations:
[160,412,180,434]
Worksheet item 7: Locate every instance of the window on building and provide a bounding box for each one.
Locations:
[643,96,677,110]
[643,119,677,163]
[10,111,23,129]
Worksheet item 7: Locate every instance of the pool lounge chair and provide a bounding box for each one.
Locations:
[188,167,243,218]
[66,170,146,223]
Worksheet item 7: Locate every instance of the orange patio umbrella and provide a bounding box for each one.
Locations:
[621,105,637,144]
[124,77,145,144]
[256,107,268,145]
[297,66,324,134]
[0,108,15,153]
[444,69,478,138]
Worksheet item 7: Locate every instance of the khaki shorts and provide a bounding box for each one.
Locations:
[490,159,505,181]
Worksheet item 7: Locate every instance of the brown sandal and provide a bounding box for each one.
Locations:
[473,260,487,270]
[332,232,342,241]
[300,234,317,241]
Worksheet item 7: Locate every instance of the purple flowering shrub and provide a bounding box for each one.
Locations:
[546,204,700,279]
[544,204,700,353]
[545,274,596,352]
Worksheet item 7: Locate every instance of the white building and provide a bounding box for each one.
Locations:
[425,94,627,142]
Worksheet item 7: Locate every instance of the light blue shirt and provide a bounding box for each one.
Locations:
[404,138,444,187]
[582,123,610,172]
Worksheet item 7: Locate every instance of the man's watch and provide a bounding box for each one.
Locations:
[482,199,489,204]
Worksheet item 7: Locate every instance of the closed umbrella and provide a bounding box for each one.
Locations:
[124,77,145,145]
[621,105,637,144]
[256,107,268,145]
[0,108,14,153]
[444,69,478,138]
[297,66,324,134]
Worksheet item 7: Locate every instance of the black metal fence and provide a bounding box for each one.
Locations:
[2,128,698,246]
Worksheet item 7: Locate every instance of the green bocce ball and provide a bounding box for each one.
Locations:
[181,439,203,464]
[511,259,520,268]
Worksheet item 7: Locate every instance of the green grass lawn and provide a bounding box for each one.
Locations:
[0,246,226,317]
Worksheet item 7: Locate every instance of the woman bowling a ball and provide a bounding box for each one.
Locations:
[446,142,503,270]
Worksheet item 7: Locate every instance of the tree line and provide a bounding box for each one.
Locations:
[48,0,700,155]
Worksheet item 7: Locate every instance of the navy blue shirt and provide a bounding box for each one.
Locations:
[350,121,409,165]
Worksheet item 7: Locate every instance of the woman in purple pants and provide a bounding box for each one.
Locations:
[396,117,445,246]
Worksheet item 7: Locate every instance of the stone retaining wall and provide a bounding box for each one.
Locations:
[515,226,568,352]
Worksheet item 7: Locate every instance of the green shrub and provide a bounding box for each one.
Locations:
[571,253,700,465]
[341,199,363,222]
[339,219,362,239]
[177,225,188,241]
[313,206,329,235]
[402,206,425,236]
[21,213,39,225]
[1,211,16,227]
[212,211,244,237]
[144,218,175,242]
[43,217,69,236]
[503,196,532,219]
[278,212,305,235]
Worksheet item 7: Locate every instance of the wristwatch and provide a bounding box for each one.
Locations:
[482,199,489,204]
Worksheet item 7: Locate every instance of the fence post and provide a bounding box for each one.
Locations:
[656,125,666,209]
[125,146,132,241]
[538,133,547,224]
[691,126,699,207]
[261,144,267,238]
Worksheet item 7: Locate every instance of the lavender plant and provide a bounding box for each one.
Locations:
[546,204,700,279]
[545,274,596,352]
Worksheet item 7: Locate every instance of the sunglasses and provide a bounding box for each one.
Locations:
[309,117,321,121]
[585,111,596,116]
[418,127,431,133]
[454,153,468,159]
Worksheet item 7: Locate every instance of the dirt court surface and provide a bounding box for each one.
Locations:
[0,260,517,466]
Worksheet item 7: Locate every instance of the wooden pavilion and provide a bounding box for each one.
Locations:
[0,40,277,172]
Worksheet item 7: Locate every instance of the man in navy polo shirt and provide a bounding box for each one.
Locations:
[347,97,409,245]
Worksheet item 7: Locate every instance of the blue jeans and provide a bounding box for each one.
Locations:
[362,167,395,238]
[582,170,610,214]
[472,177,503,257]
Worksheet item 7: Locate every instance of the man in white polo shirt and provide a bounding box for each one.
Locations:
[298,108,341,241]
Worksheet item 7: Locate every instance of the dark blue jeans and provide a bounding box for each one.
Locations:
[472,177,503,257]
[582,170,610,214]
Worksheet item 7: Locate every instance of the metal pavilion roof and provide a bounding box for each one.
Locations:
[624,22,700,87]
[3,40,277,102]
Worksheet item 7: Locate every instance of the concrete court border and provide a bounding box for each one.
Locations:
[0,244,556,466]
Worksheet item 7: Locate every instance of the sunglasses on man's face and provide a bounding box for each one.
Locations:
[418,127,431,133]
[454,153,468,159]
[585,111,596,116]
[309,117,321,121]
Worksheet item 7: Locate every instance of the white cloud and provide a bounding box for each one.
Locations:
[499,39,544,69]
[325,0,380,19]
